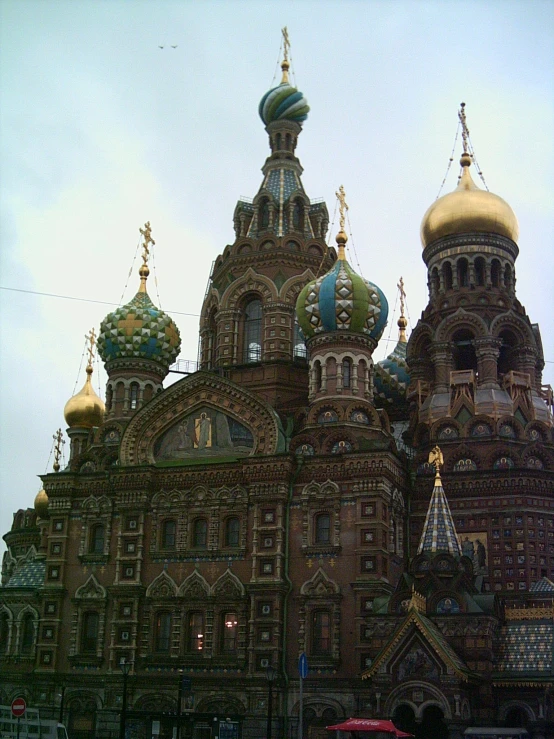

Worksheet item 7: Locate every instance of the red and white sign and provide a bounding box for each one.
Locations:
[11,697,26,718]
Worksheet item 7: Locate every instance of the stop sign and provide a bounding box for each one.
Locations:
[11,697,26,717]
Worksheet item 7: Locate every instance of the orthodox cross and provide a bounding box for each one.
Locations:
[53,429,65,473]
[397,276,406,319]
[85,327,97,370]
[335,184,349,233]
[139,221,155,267]
[458,101,469,153]
[281,26,290,63]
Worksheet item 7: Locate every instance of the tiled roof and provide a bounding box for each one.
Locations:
[496,621,553,674]
[4,559,45,589]
[530,577,554,592]
[417,474,462,556]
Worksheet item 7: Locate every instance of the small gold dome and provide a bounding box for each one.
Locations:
[64,366,105,428]
[34,489,49,518]
[421,155,519,248]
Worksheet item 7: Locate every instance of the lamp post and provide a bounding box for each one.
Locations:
[58,685,65,726]
[265,665,277,739]
[119,658,132,739]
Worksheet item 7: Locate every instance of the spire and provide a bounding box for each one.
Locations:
[397,276,408,343]
[417,446,462,556]
[335,184,349,260]
[138,221,154,293]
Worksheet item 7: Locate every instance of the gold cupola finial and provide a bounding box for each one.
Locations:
[138,221,155,293]
[335,184,349,259]
[63,329,106,429]
[53,428,65,472]
[280,26,291,83]
[428,445,444,485]
[397,276,408,343]
[458,102,472,169]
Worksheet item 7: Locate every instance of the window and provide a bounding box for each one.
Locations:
[259,199,270,229]
[155,612,171,653]
[225,517,240,547]
[244,299,262,363]
[292,200,304,231]
[130,382,139,410]
[293,319,307,359]
[342,358,352,388]
[315,514,331,545]
[89,524,105,554]
[193,519,208,548]
[221,612,238,653]
[81,612,99,654]
[0,612,9,654]
[311,610,331,655]
[188,612,204,652]
[161,519,176,550]
[20,613,35,654]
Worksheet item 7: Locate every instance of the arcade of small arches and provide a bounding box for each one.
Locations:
[428,255,515,297]
[309,352,374,400]
[105,377,162,417]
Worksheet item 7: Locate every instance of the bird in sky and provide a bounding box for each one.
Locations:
[158,45,164,49]
[171,45,178,48]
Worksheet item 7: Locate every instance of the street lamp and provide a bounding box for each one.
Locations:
[119,658,132,739]
[266,664,277,739]
[58,685,65,726]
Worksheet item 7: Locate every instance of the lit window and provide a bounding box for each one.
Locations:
[188,612,204,652]
[221,612,238,653]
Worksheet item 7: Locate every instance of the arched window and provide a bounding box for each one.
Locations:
[105,385,113,413]
[452,330,477,373]
[294,319,307,359]
[474,257,485,286]
[285,133,292,150]
[491,259,501,287]
[292,200,304,231]
[81,612,99,653]
[457,258,469,287]
[311,610,331,654]
[161,519,176,550]
[314,361,322,390]
[89,524,105,554]
[129,382,139,410]
[0,612,9,654]
[155,612,171,653]
[443,262,453,290]
[275,133,282,151]
[225,517,240,547]
[244,299,262,363]
[315,513,331,545]
[188,612,204,652]
[259,199,270,230]
[343,358,352,388]
[498,330,518,378]
[20,613,34,655]
[221,612,238,653]
[193,519,208,548]
[430,268,440,296]
[504,263,513,290]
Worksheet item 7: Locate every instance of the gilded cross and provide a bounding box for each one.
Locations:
[458,102,469,153]
[53,428,65,472]
[281,27,290,62]
[397,277,406,318]
[139,221,155,267]
[335,185,349,233]
[85,327,97,370]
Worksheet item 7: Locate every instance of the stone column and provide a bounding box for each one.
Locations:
[430,343,452,394]
[474,338,502,388]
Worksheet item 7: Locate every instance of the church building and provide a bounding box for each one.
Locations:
[1,35,553,739]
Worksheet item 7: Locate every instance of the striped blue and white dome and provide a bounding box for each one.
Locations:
[259,81,309,125]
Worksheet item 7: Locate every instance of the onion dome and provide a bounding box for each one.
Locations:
[421,152,519,248]
[64,364,105,428]
[97,224,181,371]
[296,228,388,341]
[374,315,410,406]
[34,489,49,518]
[259,56,309,125]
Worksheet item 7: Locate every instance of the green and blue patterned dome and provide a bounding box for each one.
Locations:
[259,60,309,125]
[374,318,411,406]
[296,232,388,341]
[98,264,180,370]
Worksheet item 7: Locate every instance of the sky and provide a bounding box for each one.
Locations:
[1,0,553,554]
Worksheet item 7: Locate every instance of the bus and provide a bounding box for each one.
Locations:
[0,706,68,739]
[463,729,529,739]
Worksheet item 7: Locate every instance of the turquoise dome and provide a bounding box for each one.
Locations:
[296,247,388,341]
[98,288,180,369]
[259,81,309,125]
[374,334,410,406]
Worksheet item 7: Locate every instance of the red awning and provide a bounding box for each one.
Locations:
[326,718,413,737]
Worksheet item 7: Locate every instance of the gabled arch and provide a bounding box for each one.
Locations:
[435,308,488,342]
[301,479,340,502]
[146,570,178,599]
[75,574,106,600]
[82,495,112,515]
[151,489,184,507]
[282,269,316,303]
[300,567,340,597]
[220,267,278,310]
[490,312,537,346]
[178,569,210,599]
[212,569,245,599]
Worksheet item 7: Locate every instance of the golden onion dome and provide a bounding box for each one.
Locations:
[34,489,49,518]
[64,366,105,429]
[421,153,519,249]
